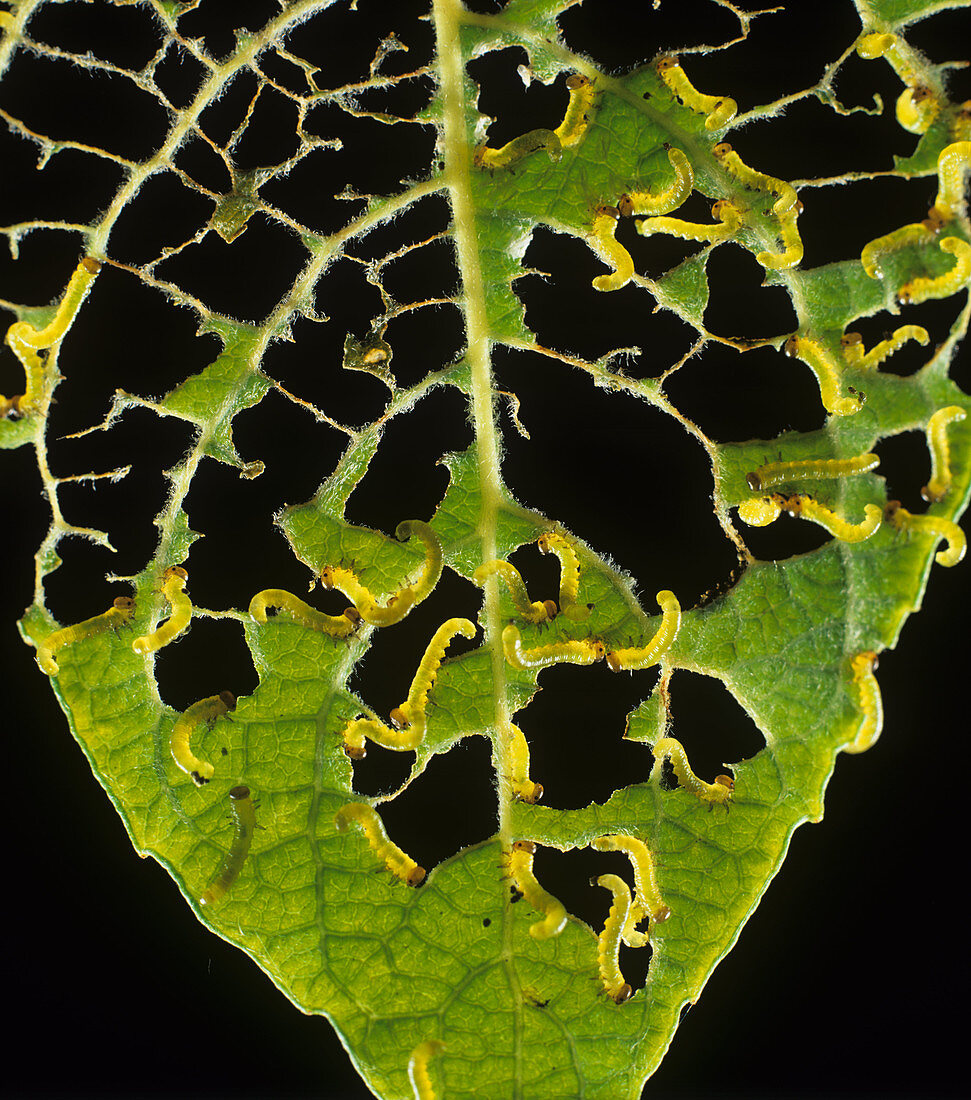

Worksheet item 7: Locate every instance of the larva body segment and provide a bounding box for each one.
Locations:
[170,691,236,786]
[656,55,737,131]
[846,652,884,754]
[502,624,604,670]
[784,335,864,417]
[132,566,192,655]
[737,495,783,527]
[554,73,597,148]
[860,222,933,280]
[473,128,561,171]
[651,736,735,808]
[507,840,567,939]
[591,833,670,940]
[932,141,971,221]
[898,236,971,305]
[320,564,416,627]
[36,596,135,676]
[335,802,425,887]
[342,715,422,758]
[784,496,882,542]
[199,786,256,906]
[593,874,634,1004]
[248,589,360,636]
[605,590,680,672]
[885,502,967,566]
[590,206,635,292]
[408,1040,446,1100]
[506,720,543,804]
[390,617,477,734]
[473,560,554,623]
[922,405,967,502]
[746,452,880,493]
[635,198,740,244]
[620,147,694,217]
[394,520,444,605]
[537,531,589,620]
[841,325,929,369]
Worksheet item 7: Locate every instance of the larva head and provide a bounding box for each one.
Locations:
[652,904,672,924]
[745,472,762,492]
[112,596,136,618]
[229,784,251,802]
[343,741,366,760]
[320,566,337,589]
[656,55,677,73]
[219,689,237,712]
[612,983,634,1005]
[783,335,801,357]
[783,494,808,517]
[596,204,620,220]
[512,840,536,855]
[542,599,559,620]
[566,73,590,90]
[163,565,188,583]
[605,651,622,673]
[407,865,427,888]
[884,500,903,525]
[343,606,362,627]
[81,256,102,275]
[713,142,733,159]
[390,706,410,730]
[714,774,735,791]
[617,193,634,217]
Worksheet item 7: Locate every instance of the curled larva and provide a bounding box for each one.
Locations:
[896,85,940,135]
[199,786,256,907]
[855,31,896,60]
[860,222,933,280]
[619,147,693,217]
[651,736,734,809]
[656,55,737,131]
[845,651,884,754]
[784,495,882,543]
[885,501,966,566]
[635,198,740,244]
[737,495,784,527]
[593,874,634,1005]
[36,595,135,676]
[248,589,360,636]
[395,519,444,605]
[922,405,967,503]
[855,31,920,85]
[590,205,635,292]
[473,560,555,623]
[132,566,192,655]
[840,325,929,369]
[757,205,804,271]
[784,335,864,417]
[473,128,561,171]
[507,840,567,939]
[502,624,604,670]
[745,452,880,493]
[605,590,680,672]
[408,1040,446,1100]
[506,720,543,804]
[591,833,670,944]
[389,617,477,735]
[537,531,589,621]
[932,142,971,220]
[554,73,597,149]
[171,690,236,786]
[712,142,798,217]
[898,236,971,305]
[320,564,415,627]
[335,802,425,887]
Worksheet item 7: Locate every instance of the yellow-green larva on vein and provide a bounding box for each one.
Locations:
[507,840,567,939]
[408,1040,446,1100]
[619,147,694,217]
[335,802,425,886]
[537,531,590,620]
[885,501,967,566]
[846,652,884,754]
[502,624,604,670]
[170,690,236,786]
[757,205,805,271]
[593,874,634,1004]
[132,566,192,655]
[898,236,971,305]
[784,496,882,542]
[896,85,941,135]
[784,335,864,417]
[36,595,135,676]
[473,560,555,623]
[506,720,543,804]
[473,128,561,172]
[248,589,360,636]
[860,222,933,280]
[651,737,735,809]
[554,73,598,149]
[319,565,414,626]
[656,55,737,131]
[745,452,880,493]
[395,519,444,604]
[635,199,740,245]
[712,143,798,217]
[605,590,680,672]
[591,833,670,948]
[922,405,967,502]
[840,325,929,369]
[590,206,636,292]
[389,617,477,736]
[199,785,256,907]
[931,141,971,222]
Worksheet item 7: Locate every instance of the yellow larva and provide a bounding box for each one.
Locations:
[898,236,971,305]
[860,222,933,280]
[591,833,670,942]
[473,128,561,171]
[170,690,236,786]
[248,589,360,636]
[757,205,804,271]
[855,32,896,60]
[341,715,411,759]
[36,595,135,676]
[618,147,694,217]
[408,1039,446,1100]
[635,198,740,245]
[132,566,192,655]
[502,624,604,671]
[506,720,543,804]
[334,802,425,887]
[507,840,567,939]
[784,335,864,417]
[554,73,597,149]
[783,495,882,543]
[656,55,737,131]
[199,786,256,907]
[4,257,101,415]
[840,325,929,369]
[319,566,415,626]
[745,452,880,493]
[885,501,966,566]
[389,617,477,736]
[845,651,884,754]
[473,560,555,624]
[712,142,798,217]
[395,519,444,605]
[605,590,680,672]
[537,531,589,621]
[737,495,783,527]
[590,205,635,292]
[896,85,940,135]
[593,874,634,1005]
[922,405,967,503]
[651,736,735,808]
[855,31,920,85]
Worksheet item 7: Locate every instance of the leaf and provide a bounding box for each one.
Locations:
[2,2,970,1098]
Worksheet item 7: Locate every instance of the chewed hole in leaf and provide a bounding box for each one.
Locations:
[351,742,415,799]
[29,0,160,70]
[703,247,798,340]
[736,503,831,561]
[109,174,215,268]
[667,671,764,784]
[873,430,935,512]
[154,619,258,714]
